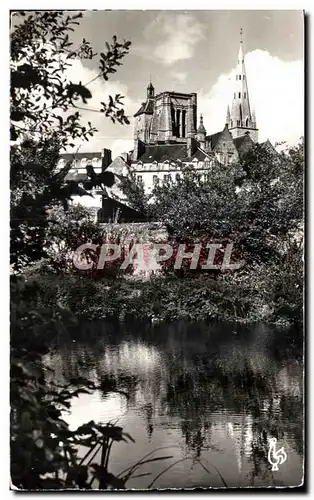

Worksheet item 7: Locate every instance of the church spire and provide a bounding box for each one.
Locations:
[147,80,154,99]
[226,105,231,126]
[196,114,206,148]
[229,29,258,142]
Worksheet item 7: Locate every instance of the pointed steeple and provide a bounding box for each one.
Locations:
[226,105,231,126]
[229,29,258,142]
[147,80,155,99]
[197,114,206,134]
[197,114,206,148]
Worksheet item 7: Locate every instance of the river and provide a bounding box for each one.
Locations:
[45,321,304,489]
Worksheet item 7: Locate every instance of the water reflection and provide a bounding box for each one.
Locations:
[45,321,303,488]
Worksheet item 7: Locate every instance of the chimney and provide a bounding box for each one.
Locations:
[102,149,112,171]
[132,137,145,161]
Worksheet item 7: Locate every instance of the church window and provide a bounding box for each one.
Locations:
[164,174,171,182]
[238,92,241,98]
[176,109,181,138]
[237,120,240,126]
[239,75,241,80]
[243,75,245,80]
[182,110,186,138]
[230,120,233,127]
[244,92,247,98]
[137,175,143,183]
[246,118,249,127]
[153,175,158,184]
[171,107,176,136]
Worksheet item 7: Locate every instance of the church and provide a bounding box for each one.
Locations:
[128,30,260,193]
[61,32,274,212]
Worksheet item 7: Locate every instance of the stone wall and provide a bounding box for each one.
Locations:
[99,221,168,243]
[98,222,169,276]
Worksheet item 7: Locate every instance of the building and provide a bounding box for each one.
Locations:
[130,30,259,193]
[59,31,272,208]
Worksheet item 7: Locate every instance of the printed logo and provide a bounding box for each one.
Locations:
[268,438,287,471]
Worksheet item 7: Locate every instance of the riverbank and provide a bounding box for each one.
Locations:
[16,259,303,327]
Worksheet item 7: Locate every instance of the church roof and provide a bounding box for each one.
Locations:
[65,173,88,182]
[136,143,210,164]
[233,134,253,151]
[197,123,206,134]
[134,99,154,117]
[60,152,102,162]
[206,131,222,149]
[197,115,206,134]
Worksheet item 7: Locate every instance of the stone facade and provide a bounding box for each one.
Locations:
[59,32,277,208]
[129,33,260,193]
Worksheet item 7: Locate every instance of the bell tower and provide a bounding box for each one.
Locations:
[227,29,258,142]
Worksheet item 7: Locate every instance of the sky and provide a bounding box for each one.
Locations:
[66,10,304,158]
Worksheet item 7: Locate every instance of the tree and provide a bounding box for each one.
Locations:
[118,167,151,214]
[10,11,130,145]
[10,10,132,271]
[10,11,135,489]
[147,142,304,266]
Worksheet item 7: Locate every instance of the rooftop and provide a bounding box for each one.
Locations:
[136,143,211,164]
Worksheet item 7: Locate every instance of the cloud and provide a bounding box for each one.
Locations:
[110,138,134,159]
[171,71,187,84]
[136,13,205,66]
[64,60,136,157]
[198,50,304,145]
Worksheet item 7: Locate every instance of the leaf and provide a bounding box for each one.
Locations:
[90,466,126,490]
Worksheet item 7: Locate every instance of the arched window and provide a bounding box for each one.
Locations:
[80,158,87,169]
[238,92,241,98]
[92,157,100,171]
[246,117,249,127]
[239,75,241,80]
